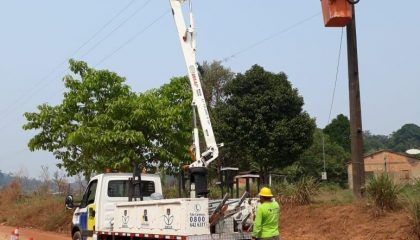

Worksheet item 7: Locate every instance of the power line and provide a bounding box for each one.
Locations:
[0,0,144,121]
[321,27,345,176]
[95,10,170,67]
[327,28,345,124]
[0,8,170,155]
[80,0,152,58]
[24,9,171,110]
[222,12,321,62]
[73,0,137,57]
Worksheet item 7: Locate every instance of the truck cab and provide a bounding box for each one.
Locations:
[67,173,162,240]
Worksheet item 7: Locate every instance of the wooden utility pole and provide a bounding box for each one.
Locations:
[347,4,365,198]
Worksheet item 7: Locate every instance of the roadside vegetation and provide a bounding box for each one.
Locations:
[275,177,319,206]
[364,173,420,238]
[1,173,418,239]
[366,172,402,213]
[0,179,72,233]
[402,179,420,238]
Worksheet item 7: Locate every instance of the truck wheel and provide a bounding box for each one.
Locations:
[72,231,82,240]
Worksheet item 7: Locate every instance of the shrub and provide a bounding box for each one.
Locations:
[315,184,353,205]
[0,182,72,232]
[0,180,22,205]
[366,173,402,212]
[277,176,319,205]
[162,184,179,199]
[405,196,420,238]
[414,178,420,190]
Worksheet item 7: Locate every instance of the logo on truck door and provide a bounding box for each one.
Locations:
[141,209,149,226]
[122,210,130,228]
[164,208,174,229]
[194,204,201,212]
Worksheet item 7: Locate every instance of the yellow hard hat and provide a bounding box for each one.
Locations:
[258,187,273,197]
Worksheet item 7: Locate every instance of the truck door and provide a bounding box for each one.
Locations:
[75,179,97,240]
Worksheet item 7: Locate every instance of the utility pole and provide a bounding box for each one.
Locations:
[347,4,365,198]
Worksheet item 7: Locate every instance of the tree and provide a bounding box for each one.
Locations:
[214,65,316,182]
[24,60,193,178]
[199,61,235,177]
[363,130,389,154]
[52,170,68,195]
[323,114,350,152]
[388,123,420,152]
[199,61,235,108]
[39,165,50,193]
[284,129,350,186]
[139,76,194,171]
[0,170,12,187]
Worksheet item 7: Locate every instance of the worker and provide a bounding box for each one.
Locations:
[252,187,280,240]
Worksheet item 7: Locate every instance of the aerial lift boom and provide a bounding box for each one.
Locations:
[169,0,220,197]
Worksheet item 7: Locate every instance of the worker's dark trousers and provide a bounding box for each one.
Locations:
[257,236,280,240]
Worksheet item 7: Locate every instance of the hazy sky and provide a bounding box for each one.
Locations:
[0,0,419,178]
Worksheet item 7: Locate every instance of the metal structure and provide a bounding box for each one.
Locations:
[170,0,221,197]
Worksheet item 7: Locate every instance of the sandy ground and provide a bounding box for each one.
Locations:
[0,225,68,240]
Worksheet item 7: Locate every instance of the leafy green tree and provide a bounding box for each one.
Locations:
[199,61,235,177]
[388,123,420,152]
[199,61,235,108]
[24,60,192,178]
[323,114,350,152]
[363,131,389,154]
[284,129,350,186]
[214,65,316,182]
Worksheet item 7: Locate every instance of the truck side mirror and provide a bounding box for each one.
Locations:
[65,195,75,209]
[89,207,96,218]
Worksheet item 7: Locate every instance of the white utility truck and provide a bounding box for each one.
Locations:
[66,172,255,240]
[65,0,257,239]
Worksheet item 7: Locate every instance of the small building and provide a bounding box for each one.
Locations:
[348,150,420,188]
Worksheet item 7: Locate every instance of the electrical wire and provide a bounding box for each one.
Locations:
[321,27,345,177]
[221,12,321,62]
[20,9,171,109]
[0,0,141,121]
[73,0,138,57]
[80,0,153,58]
[327,28,344,124]
[94,10,170,67]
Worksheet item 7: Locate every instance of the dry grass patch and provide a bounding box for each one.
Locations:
[0,181,72,233]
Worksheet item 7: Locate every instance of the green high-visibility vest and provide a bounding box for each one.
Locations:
[252,200,280,238]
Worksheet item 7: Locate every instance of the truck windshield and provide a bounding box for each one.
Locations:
[107,180,155,197]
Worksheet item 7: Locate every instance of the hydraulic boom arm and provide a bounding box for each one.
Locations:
[170,0,219,168]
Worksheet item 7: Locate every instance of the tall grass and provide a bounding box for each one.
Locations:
[0,181,72,232]
[276,176,319,205]
[414,178,420,190]
[314,183,354,205]
[366,173,402,212]
[402,179,420,238]
[405,196,420,238]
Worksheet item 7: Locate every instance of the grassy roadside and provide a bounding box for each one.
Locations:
[1,177,418,239]
[0,180,72,233]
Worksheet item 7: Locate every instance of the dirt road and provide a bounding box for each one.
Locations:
[0,226,68,240]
